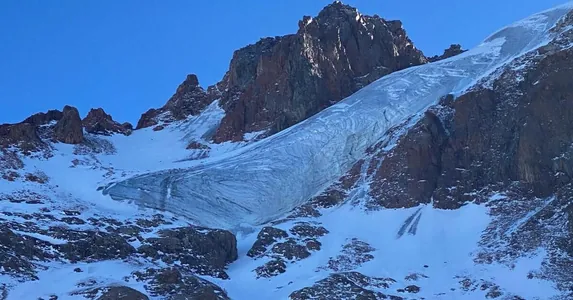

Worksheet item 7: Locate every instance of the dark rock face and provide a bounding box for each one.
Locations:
[368,110,448,208]
[1,105,131,154]
[0,109,63,152]
[367,35,573,210]
[53,105,84,144]
[22,110,63,126]
[136,2,426,142]
[0,226,55,280]
[83,108,133,136]
[137,74,216,129]
[212,2,426,142]
[289,272,399,300]
[0,123,44,152]
[247,226,288,258]
[255,259,287,278]
[428,44,466,62]
[137,226,237,279]
[248,223,328,278]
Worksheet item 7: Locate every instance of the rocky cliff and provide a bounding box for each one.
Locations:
[137,1,429,142]
[0,106,131,155]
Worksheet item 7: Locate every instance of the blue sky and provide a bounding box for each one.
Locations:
[0,0,566,125]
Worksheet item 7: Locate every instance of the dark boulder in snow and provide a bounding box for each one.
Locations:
[289,271,399,300]
[133,267,230,300]
[136,74,216,129]
[136,2,427,143]
[247,226,289,258]
[137,226,237,279]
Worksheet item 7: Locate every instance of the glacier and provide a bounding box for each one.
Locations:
[103,4,573,230]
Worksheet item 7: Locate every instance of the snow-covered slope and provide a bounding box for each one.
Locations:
[104,3,573,230]
[3,3,573,300]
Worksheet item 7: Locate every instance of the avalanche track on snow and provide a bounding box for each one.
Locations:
[104,4,573,230]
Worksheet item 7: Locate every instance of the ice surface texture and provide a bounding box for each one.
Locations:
[104,6,572,230]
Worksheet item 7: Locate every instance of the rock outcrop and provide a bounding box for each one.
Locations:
[83,108,133,136]
[289,272,399,300]
[1,105,132,154]
[53,105,84,144]
[365,21,573,210]
[134,267,230,300]
[137,226,237,279]
[428,44,466,62]
[136,74,216,129]
[136,1,427,142]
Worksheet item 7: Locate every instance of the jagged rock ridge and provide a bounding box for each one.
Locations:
[0,106,132,154]
[137,1,428,142]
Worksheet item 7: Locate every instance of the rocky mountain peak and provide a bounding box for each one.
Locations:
[135,1,428,142]
[136,73,215,130]
[209,2,427,142]
[52,105,84,144]
[428,44,467,62]
[83,108,133,136]
[315,0,359,20]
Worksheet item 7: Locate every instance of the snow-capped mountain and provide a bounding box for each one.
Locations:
[2,2,573,300]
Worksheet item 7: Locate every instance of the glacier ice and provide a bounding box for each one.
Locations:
[103,5,573,230]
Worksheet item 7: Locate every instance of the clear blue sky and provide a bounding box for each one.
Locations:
[0,0,566,125]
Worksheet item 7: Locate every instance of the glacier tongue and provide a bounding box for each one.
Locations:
[103,6,572,230]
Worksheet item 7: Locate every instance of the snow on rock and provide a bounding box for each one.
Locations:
[104,4,573,230]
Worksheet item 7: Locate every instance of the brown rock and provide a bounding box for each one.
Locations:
[369,110,448,208]
[366,32,573,210]
[428,44,466,62]
[53,105,84,144]
[82,108,132,136]
[247,226,288,257]
[136,74,216,129]
[212,3,426,142]
[22,110,63,126]
[136,2,427,142]
[0,123,43,152]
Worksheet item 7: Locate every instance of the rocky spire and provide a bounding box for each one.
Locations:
[83,108,133,136]
[53,105,84,144]
[135,1,428,142]
[136,74,215,130]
